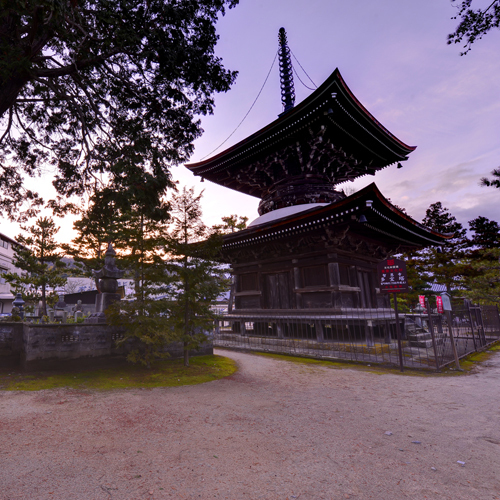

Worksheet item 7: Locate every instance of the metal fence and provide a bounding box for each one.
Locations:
[213,303,500,371]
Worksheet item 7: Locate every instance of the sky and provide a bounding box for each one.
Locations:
[1,0,499,241]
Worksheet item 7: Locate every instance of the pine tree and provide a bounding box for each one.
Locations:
[463,248,500,305]
[166,187,228,367]
[468,216,500,252]
[461,216,500,304]
[420,202,468,294]
[61,190,120,287]
[481,168,500,189]
[103,186,227,367]
[213,214,248,234]
[395,249,433,311]
[105,211,174,369]
[100,182,173,368]
[3,217,66,316]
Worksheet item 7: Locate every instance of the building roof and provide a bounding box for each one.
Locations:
[220,183,450,258]
[0,232,18,246]
[186,69,416,199]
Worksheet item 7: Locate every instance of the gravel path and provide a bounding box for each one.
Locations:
[1,349,500,500]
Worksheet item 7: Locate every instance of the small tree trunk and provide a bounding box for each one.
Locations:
[183,340,189,367]
[183,252,190,367]
[41,283,47,317]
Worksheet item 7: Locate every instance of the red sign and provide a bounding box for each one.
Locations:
[377,258,409,293]
[436,296,444,314]
[419,295,427,314]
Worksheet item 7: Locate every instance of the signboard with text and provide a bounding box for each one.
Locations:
[377,258,409,293]
[419,295,427,314]
[436,296,444,314]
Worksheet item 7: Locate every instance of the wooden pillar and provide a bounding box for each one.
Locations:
[315,321,324,342]
[328,262,340,286]
[240,321,247,336]
[365,320,374,347]
[276,322,284,339]
[293,266,301,309]
[383,321,392,344]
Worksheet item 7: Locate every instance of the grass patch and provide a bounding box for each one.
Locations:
[487,342,500,352]
[251,351,436,376]
[237,340,500,377]
[0,355,237,391]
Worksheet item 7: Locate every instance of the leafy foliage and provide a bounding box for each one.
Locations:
[104,187,227,368]
[104,199,173,368]
[396,202,468,308]
[395,249,433,310]
[165,187,228,367]
[460,216,500,304]
[420,202,468,294]
[2,217,66,315]
[0,0,239,219]
[448,0,500,54]
[213,214,248,234]
[106,297,177,369]
[467,216,500,251]
[462,248,500,304]
[481,167,500,189]
[166,188,228,363]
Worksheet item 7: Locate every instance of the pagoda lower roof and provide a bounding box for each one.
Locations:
[186,69,416,199]
[220,183,450,257]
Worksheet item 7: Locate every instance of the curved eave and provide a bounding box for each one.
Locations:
[186,68,416,183]
[221,183,450,255]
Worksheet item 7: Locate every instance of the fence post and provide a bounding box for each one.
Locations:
[425,298,441,372]
[478,306,487,346]
[393,293,404,372]
[445,309,462,371]
[465,300,478,351]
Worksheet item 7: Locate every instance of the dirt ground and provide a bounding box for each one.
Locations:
[1,349,500,500]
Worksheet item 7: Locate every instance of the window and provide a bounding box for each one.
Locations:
[302,292,332,308]
[0,266,7,285]
[339,265,350,286]
[264,273,291,309]
[301,265,328,287]
[238,273,258,292]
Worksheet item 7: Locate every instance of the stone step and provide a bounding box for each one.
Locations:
[408,333,445,348]
[409,338,434,348]
[407,332,432,341]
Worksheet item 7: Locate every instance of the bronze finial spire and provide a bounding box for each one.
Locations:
[278,27,295,113]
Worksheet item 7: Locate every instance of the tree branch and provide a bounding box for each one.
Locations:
[0,106,13,144]
[33,49,124,78]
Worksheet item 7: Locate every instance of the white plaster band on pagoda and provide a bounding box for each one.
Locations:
[248,203,329,228]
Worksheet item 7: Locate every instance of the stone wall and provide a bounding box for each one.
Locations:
[0,322,213,371]
[0,323,23,368]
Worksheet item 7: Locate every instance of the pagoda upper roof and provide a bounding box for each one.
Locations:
[186,69,416,199]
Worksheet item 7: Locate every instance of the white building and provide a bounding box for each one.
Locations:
[0,232,20,314]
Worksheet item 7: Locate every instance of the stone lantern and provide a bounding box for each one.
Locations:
[12,293,25,320]
[85,242,124,323]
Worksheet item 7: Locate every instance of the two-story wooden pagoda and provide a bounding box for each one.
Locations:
[185,29,448,343]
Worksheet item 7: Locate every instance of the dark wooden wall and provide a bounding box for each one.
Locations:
[232,248,390,312]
